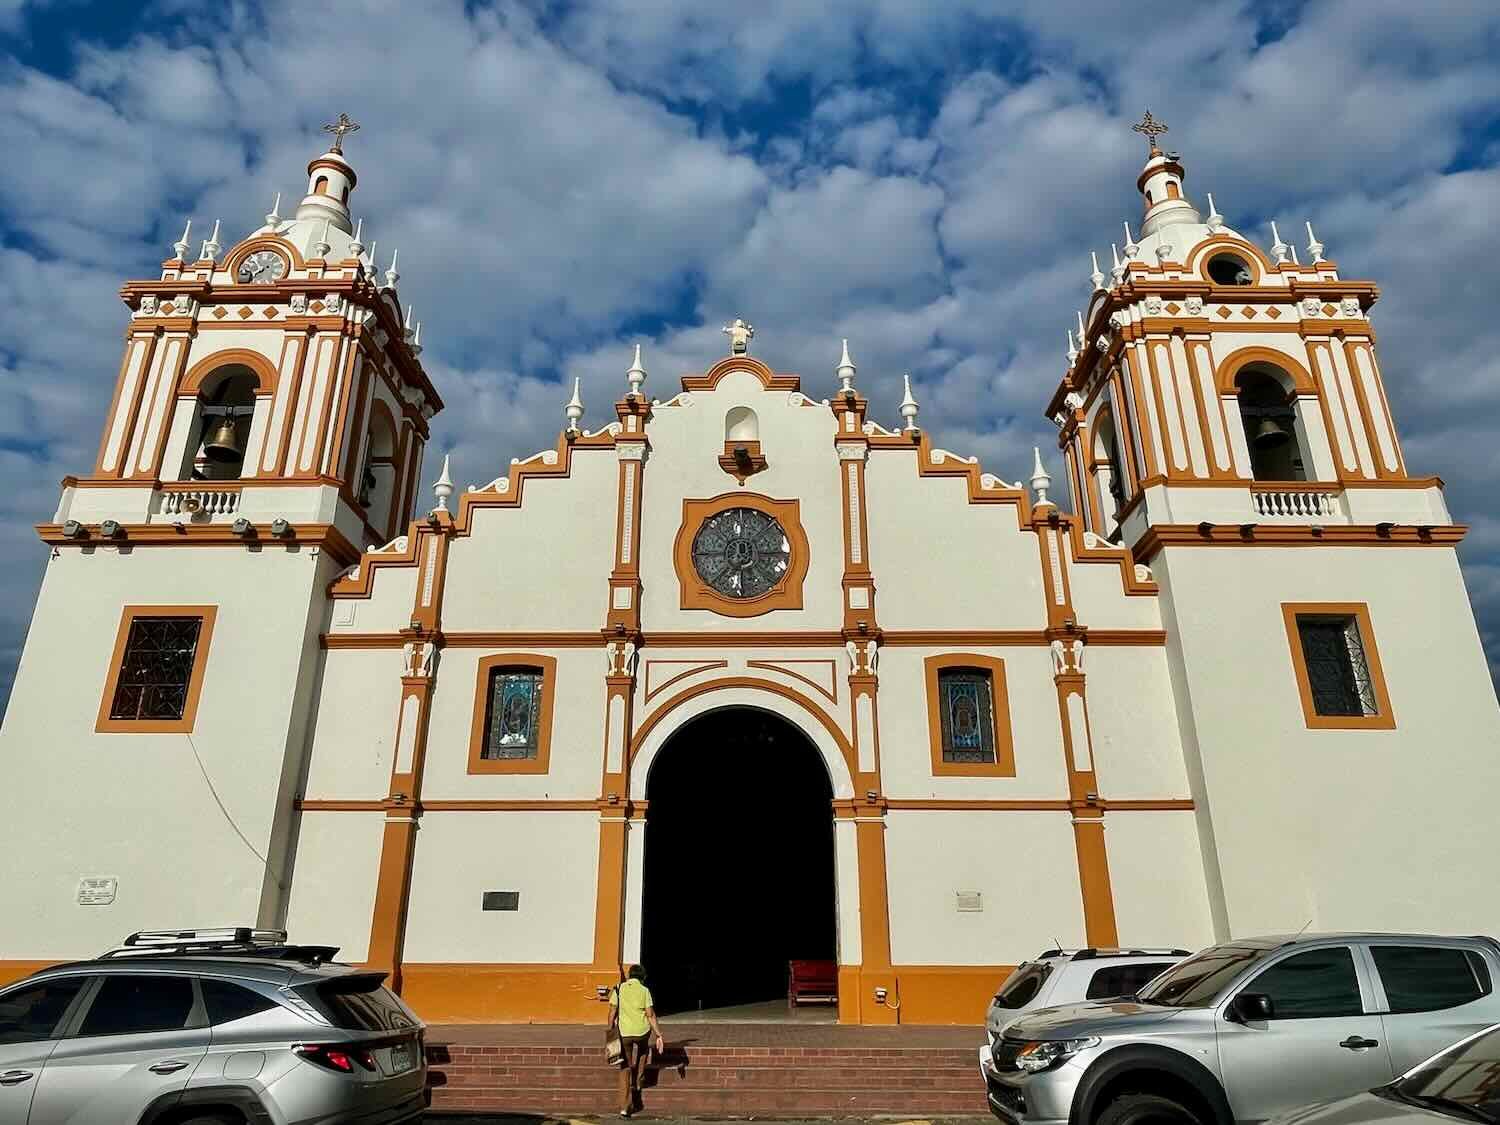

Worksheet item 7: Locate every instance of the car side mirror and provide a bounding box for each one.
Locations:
[1230,992,1274,1023]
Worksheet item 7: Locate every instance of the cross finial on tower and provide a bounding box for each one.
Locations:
[322,112,361,154]
[1131,110,1169,155]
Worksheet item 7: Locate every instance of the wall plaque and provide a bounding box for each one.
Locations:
[482,891,520,912]
[78,877,118,906]
[955,890,983,913]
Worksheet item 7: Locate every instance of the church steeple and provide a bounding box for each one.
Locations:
[1131,111,1201,237]
[295,113,360,235]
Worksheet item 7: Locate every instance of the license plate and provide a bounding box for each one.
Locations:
[390,1041,414,1073]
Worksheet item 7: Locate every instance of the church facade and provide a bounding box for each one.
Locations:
[2,124,1498,1026]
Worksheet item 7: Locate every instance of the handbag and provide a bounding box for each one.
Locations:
[604,991,625,1068]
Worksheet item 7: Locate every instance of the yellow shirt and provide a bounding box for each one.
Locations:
[612,979,653,1038]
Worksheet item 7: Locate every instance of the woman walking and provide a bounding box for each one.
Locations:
[609,964,666,1117]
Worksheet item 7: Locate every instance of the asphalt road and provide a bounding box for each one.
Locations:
[425,1118,993,1124]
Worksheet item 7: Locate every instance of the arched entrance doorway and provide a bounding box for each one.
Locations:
[640,707,836,1016]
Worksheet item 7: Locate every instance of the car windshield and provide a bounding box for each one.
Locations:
[1136,944,1270,1007]
[1382,1025,1500,1124]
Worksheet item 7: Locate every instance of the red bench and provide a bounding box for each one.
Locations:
[788,959,838,1008]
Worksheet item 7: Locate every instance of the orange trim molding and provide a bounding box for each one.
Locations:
[680,355,801,393]
[673,493,810,618]
[178,347,281,398]
[467,653,558,774]
[1214,345,1318,396]
[95,605,218,734]
[1281,602,1395,730]
[923,654,1016,777]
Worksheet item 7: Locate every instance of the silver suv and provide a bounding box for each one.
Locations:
[980,933,1500,1125]
[988,950,1190,1043]
[0,928,427,1125]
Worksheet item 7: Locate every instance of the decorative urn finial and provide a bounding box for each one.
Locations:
[565,377,585,434]
[626,343,648,398]
[432,454,453,514]
[836,338,857,396]
[1031,446,1053,507]
[899,374,920,432]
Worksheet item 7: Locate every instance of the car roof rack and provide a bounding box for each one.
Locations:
[97,927,340,965]
[1071,947,1193,960]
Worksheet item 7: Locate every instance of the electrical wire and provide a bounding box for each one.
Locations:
[185,732,285,892]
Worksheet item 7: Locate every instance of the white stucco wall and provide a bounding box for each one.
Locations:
[637,373,844,632]
[444,448,617,632]
[886,810,1086,964]
[1105,811,1216,950]
[283,811,384,963]
[0,545,333,957]
[1086,647,1193,801]
[301,648,407,801]
[865,452,1046,631]
[420,646,608,801]
[875,646,1071,800]
[1155,544,1500,939]
[401,811,599,963]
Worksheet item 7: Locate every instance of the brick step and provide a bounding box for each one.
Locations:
[431,1086,989,1115]
[439,1064,980,1087]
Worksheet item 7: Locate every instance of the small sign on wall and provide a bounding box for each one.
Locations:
[482,891,520,912]
[77,877,118,906]
[955,891,983,913]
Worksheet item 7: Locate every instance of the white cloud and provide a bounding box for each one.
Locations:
[2,0,1500,705]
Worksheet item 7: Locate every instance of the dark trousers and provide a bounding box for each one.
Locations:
[618,1033,651,1112]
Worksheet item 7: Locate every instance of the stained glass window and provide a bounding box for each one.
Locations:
[1297,616,1378,717]
[938,668,996,763]
[690,507,792,599]
[481,668,544,759]
[108,616,204,722]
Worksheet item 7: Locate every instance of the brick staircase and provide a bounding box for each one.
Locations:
[425,1023,989,1117]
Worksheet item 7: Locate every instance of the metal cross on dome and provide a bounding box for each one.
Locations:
[322,113,361,154]
[1131,110,1169,155]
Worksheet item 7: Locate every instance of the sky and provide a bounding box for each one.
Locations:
[1,0,1498,708]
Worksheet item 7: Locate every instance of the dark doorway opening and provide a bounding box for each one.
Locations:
[640,707,836,1016]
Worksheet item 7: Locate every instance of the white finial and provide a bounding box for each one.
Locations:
[1289,244,1300,265]
[1123,220,1140,258]
[349,217,364,257]
[1076,310,1087,342]
[432,453,453,513]
[1030,447,1053,507]
[626,343,648,398]
[1090,251,1105,291]
[1205,192,1224,232]
[404,305,416,341]
[202,218,222,262]
[836,338,857,395]
[899,374,919,432]
[264,192,282,229]
[565,377,585,434]
[1270,220,1289,264]
[363,239,377,277]
[1110,243,1126,286]
[1305,220,1326,263]
[384,247,400,289]
[1066,329,1079,365]
[1155,242,1173,265]
[172,219,192,260]
[410,322,422,356]
[313,218,332,259]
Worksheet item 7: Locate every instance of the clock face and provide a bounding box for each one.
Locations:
[691,507,792,599]
[236,249,287,284]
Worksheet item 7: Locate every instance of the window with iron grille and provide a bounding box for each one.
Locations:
[937,668,996,763]
[1295,615,1378,717]
[481,668,544,759]
[108,616,205,722]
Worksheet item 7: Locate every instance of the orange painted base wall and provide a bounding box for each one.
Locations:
[0,960,1012,1026]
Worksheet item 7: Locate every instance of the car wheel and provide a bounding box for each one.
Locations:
[1096,1093,1205,1125]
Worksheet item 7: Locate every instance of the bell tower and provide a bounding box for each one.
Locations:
[1046,112,1500,939]
[67,115,441,550]
[0,118,447,959]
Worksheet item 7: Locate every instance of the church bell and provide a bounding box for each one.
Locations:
[1251,415,1291,450]
[202,415,244,463]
